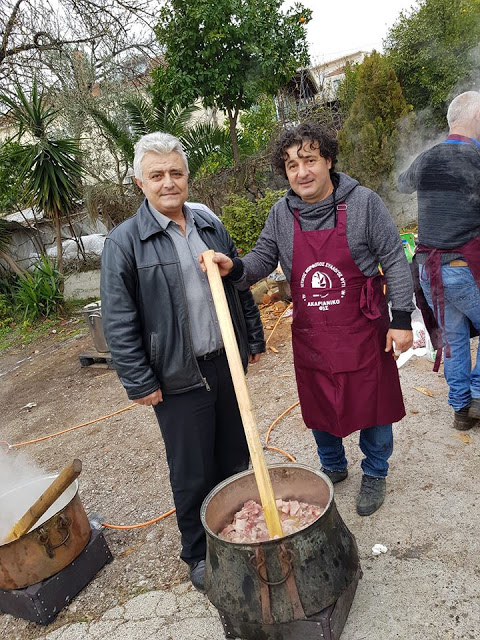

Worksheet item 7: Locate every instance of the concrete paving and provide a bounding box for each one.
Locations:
[34,584,225,640]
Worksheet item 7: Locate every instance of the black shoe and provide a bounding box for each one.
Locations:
[468,398,480,420]
[189,559,206,592]
[321,467,348,484]
[454,406,476,431]
[356,475,386,516]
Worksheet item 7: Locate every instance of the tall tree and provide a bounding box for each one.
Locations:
[0,2,161,196]
[0,0,159,93]
[338,52,411,194]
[0,82,84,278]
[385,0,480,124]
[337,62,360,116]
[152,0,311,166]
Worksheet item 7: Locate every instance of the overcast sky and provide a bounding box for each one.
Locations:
[282,0,418,64]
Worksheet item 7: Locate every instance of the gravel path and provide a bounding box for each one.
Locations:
[1,318,479,640]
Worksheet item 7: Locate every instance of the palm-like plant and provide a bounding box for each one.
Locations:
[0,82,84,278]
[124,97,198,140]
[90,95,230,179]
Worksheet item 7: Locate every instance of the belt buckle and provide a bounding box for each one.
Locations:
[200,348,222,361]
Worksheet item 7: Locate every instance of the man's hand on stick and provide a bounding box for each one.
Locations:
[199,252,233,277]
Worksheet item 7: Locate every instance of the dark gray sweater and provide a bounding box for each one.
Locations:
[233,173,414,326]
[398,139,480,265]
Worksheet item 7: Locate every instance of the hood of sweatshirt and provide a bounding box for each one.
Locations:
[284,172,359,220]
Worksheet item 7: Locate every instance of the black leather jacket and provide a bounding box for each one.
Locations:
[100,201,265,399]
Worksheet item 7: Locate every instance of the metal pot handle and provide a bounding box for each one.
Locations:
[36,514,71,558]
[248,546,294,586]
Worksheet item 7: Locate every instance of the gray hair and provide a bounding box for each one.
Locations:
[133,132,189,179]
[447,91,480,128]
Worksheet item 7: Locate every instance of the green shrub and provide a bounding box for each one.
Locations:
[15,256,63,321]
[222,189,286,254]
[0,294,14,328]
[0,275,16,328]
[238,97,279,157]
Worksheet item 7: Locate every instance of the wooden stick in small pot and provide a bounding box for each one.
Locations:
[3,459,82,544]
[202,250,283,538]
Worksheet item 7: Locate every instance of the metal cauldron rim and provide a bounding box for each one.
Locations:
[200,462,334,547]
[0,473,80,546]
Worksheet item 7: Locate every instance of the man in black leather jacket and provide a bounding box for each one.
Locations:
[100,132,265,591]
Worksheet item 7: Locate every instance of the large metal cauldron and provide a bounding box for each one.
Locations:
[0,475,91,590]
[201,463,361,640]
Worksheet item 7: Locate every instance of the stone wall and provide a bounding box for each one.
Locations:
[2,211,108,271]
[384,190,418,230]
[63,270,101,301]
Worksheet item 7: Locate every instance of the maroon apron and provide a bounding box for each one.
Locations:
[290,202,405,437]
[413,234,480,371]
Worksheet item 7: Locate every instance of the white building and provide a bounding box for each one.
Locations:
[311,51,367,104]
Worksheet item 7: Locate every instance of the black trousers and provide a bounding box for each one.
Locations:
[153,354,249,564]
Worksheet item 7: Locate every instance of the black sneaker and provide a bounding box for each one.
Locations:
[321,467,348,484]
[189,559,206,593]
[453,406,476,431]
[356,475,386,516]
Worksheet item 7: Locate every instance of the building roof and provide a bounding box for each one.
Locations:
[311,51,367,74]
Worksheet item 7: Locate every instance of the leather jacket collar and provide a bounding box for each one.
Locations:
[137,199,215,241]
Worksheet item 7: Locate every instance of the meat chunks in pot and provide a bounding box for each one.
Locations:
[218,499,324,543]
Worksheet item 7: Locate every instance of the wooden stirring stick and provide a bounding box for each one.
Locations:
[202,250,283,538]
[3,459,82,544]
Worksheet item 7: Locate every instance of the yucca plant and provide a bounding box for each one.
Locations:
[123,96,198,140]
[89,95,230,179]
[0,82,84,280]
[15,256,63,321]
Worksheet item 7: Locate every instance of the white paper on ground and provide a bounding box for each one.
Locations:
[396,348,414,368]
[372,544,388,556]
[396,347,428,368]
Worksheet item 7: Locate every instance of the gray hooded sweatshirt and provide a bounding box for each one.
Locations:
[232,172,414,327]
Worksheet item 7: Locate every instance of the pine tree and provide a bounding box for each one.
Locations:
[338,52,411,194]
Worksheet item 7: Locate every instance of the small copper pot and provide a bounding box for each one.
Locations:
[0,475,91,589]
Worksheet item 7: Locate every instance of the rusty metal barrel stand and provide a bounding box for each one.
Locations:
[201,464,362,640]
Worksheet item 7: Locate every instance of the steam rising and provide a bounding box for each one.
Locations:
[396,41,480,180]
[395,110,446,177]
[0,450,45,543]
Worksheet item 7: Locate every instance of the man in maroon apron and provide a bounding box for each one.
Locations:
[205,122,414,516]
[398,91,480,431]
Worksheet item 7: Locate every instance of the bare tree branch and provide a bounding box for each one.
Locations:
[0,0,162,91]
[0,0,24,61]
[3,34,99,62]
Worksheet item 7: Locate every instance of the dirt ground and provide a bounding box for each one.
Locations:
[0,310,479,640]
